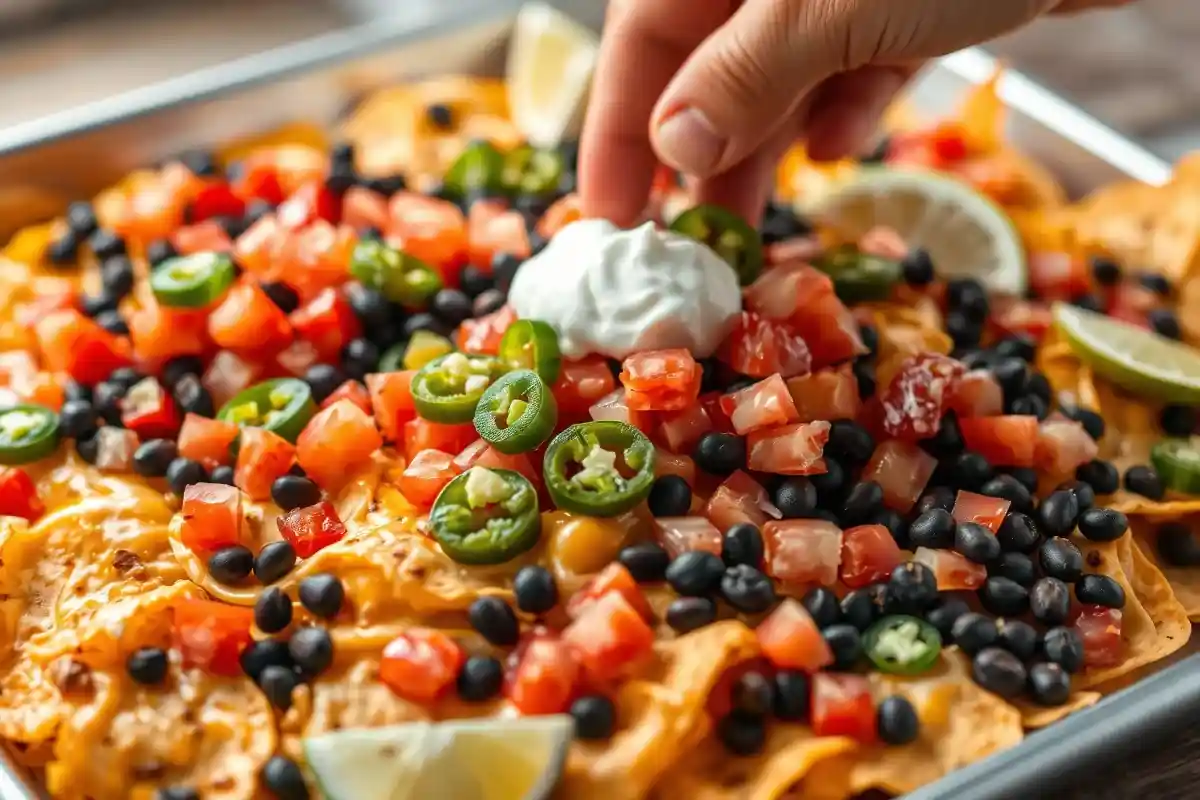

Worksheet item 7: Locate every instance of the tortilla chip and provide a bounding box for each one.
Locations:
[1013,692,1102,729]
[1127,515,1200,619]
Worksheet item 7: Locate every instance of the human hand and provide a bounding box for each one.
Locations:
[579,0,1134,225]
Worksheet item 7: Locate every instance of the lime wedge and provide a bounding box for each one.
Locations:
[810,169,1027,296]
[507,3,599,148]
[1053,303,1200,404]
[303,715,573,800]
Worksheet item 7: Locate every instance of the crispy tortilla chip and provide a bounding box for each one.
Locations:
[1127,515,1200,619]
[1013,692,1101,729]
[866,299,952,389]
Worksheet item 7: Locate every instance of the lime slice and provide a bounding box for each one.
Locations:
[810,169,1027,296]
[507,3,599,148]
[1053,303,1200,404]
[303,715,573,800]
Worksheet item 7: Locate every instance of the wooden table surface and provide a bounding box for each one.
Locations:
[0,2,1196,798]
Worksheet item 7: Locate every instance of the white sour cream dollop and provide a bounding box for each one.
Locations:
[508,219,742,359]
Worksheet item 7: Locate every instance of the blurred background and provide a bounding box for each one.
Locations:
[0,0,1195,161]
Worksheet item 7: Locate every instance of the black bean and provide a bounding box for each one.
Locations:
[513,566,558,613]
[1077,507,1128,542]
[1148,308,1181,339]
[953,451,993,492]
[666,596,717,633]
[952,612,998,656]
[901,248,934,286]
[693,432,747,476]
[991,357,1028,399]
[922,414,964,459]
[1039,537,1084,582]
[254,541,297,585]
[978,576,1029,617]
[46,231,79,265]
[721,565,777,614]
[648,475,692,517]
[570,695,616,739]
[298,574,345,619]
[1156,522,1200,567]
[853,358,877,399]
[916,486,956,515]
[956,521,1001,564]
[666,551,726,597]
[994,334,1037,363]
[996,512,1039,554]
[721,523,764,569]
[1037,490,1080,538]
[101,255,135,298]
[839,587,885,632]
[271,475,322,511]
[947,279,989,320]
[173,375,215,418]
[858,323,879,355]
[971,647,1026,699]
[901,509,950,552]
[239,640,293,682]
[1123,465,1164,501]
[1029,577,1071,626]
[304,364,347,405]
[58,399,98,440]
[801,587,842,629]
[88,229,126,261]
[66,200,98,237]
[288,626,334,679]
[1041,627,1085,674]
[925,598,970,640]
[456,655,504,703]
[210,465,236,486]
[823,624,863,670]
[467,596,520,646]
[1075,574,1126,609]
[619,542,671,582]
[871,508,910,549]
[826,420,875,465]
[1075,459,1120,495]
[260,755,310,800]
[887,562,938,614]
[945,310,982,348]
[208,545,255,586]
[809,459,846,503]
[995,619,1038,661]
[165,458,208,496]
[1091,256,1121,286]
[730,671,774,717]
[774,477,818,519]
[989,552,1036,587]
[258,664,299,711]
[716,711,766,756]
[771,670,811,721]
[1061,405,1105,441]
[1160,404,1197,438]
[841,481,884,526]
[157,787,200,800]
[129,438,175,479]
[432,288,474,326]
[980,474,1033,514]
[1027,662,1072,707]
[877,695,920,745]
[254,588,294,634]
[126,647,169,685]
[1057,480,1095,514]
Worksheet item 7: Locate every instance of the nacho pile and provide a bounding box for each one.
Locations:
[0,66,1192,800]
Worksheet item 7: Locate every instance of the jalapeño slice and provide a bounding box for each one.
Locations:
[217,378,316,443]
[411,353,507,424]
[349,238,442,308]
[501,145,564,197]
[1150,437,1200,495]
[863,615,943,675]
[543,421,656,517]
[378,343,406,374]
[812,244,902,304]
[444,140,506,198]
[499,319,562,384]
[0,404,59,465]
[473,370,558,455]
[669,204,764,286]
[150,251,237,308]
[430,467,541,565]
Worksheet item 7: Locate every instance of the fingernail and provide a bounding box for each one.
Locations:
[655,107,726,175]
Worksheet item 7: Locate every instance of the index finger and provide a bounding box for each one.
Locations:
[578,0,734,226]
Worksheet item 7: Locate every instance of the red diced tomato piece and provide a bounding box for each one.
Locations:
[128,303,210,368]
[1072,605,1123,668]
[785,365,860,423]
[989,297,1053,342]
[952,490,1011,533]
[656,403,713,454]
[451,442,540,488]
[322,380,372,414]
[959,416,1039,467]
[119,377,181,440]
[468,199,531,268]
[654,516,723,559]
[398,449,459,507]
[277,500,346,558]
[763,519,843,586]
[717,311,812,379]
[341,186,390,232]
[203,351,262,408]
[366,371,417,441]
[277,180,341,228]
[172,599,254,676]
[699,391,735,433]
[553,356,617,417]
[232,159,286,206]
[881,353,966,441]
[1028,251,1090,301]
[387,192,468,270]
[379,628,464,703]
[912,547,987,590]
[94,427,138,473]
[23,373,65,412]
[1035,416,1100,477]
[704,470,781,533]
[235,428,296,501]
[655,452,697,486]
[189,181,246,223]
[566,563,653,620]
[0,467,43,521]
[172,220,233,255]
[233,214,285,277]
[506,633,580,715]
[297,400,383,488]
[536,194,582,239]
[746,420,830,475]
[840,524,903,589]
[179,483,242,552]
[756,598,834,671]
[403,418,477,460]
[720,374,799,435]
[811,673,877,742]
[289,288,362,363]
[35,309,133,386]
[862,440,937,513]
[457,305,517,355]
[928,122,969,163]
[235,146,324,202]
[788,297,865,370]
[588,388,656,431]
[208,282,292,356]
[562,592,655,683]
[177,414,239,468]
[620,349,702,412]
[946,369,1004,418]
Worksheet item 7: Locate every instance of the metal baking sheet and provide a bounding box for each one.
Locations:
[0,1,1192,798]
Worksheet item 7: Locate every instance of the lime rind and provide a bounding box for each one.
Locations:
[1053,303,1200,405]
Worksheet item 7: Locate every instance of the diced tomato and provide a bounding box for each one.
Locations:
[179,483,242,552]
[15,291,77,329]
[756,599,834,671]
[366,371,417,440]
[177,414,239,468]
[289,288,361,363]
[959,416,1038,467]
[172,599,254,677]
[1035,417,1100,476]
[840,524,903,589]
[94,427,139,473]
[379,628,464,703]
[862,440,937,513]
[457,304,517,355]
[1028,251,1090,301]
[296,399,383,488]
[189,181,245,223]
[699,391,735,433]
[553,356,617,417]
[111,161,201,242]
[403,418,477,460]
[22,373,65,412]
[880,353,966,441]
[704,470,781,534]
[566,563,653,620]
[120,377,180,440]
[562,592,655,683]
[172,220,233,255]
[277,180,341,228]
[341,186,390,232]
[746,420,830,475]
[588,388,656,431]
[781,291,865,370]
[128,302,210,368]
[912,546,987,590]
[1106,283,1157,329]
[0,467,43,521]
[619,349,702,412]
[857,226,908,260]
[1071,605,1124,668]
[322,379,372,414]
[654,452,697,486]
[34,309,133,387]
[203,350,262,407]
[277,500,346,558]
[232,159,286,206]
[208,282,292,356]
[785,365,860,423]
[952,490,1010,533]
[946,369,1004,418]
[506,633,580,715]
[762,519,843,586]
[536,193,582,239]
[989,297,1054,342]
[397,449,459,507]
[720,374,799,435]
[468,199,531,268]
[235,146,325,202]
[717,311,812,379]
[744,261,832,321]
[654,516,723,559]
[928,122,969,163]
[811,673,877,743]
[387,192,468,270]
[232,214,284,277]
[451,441,540,488]
[234,427,296,501]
